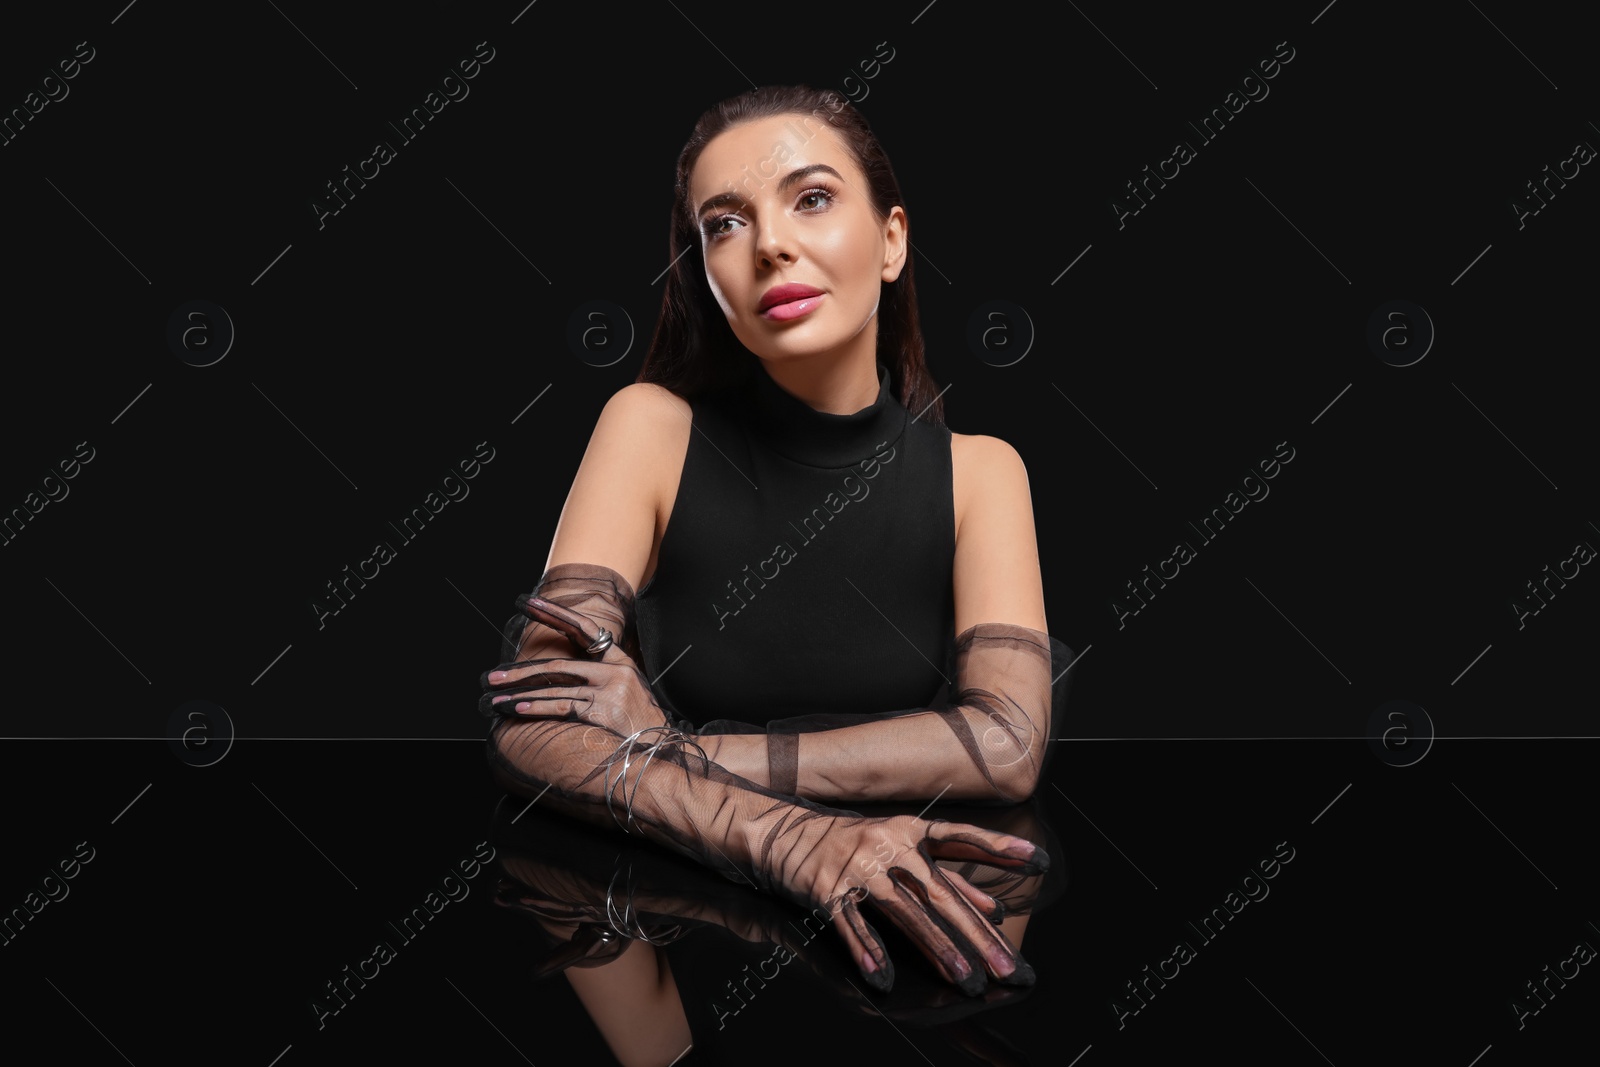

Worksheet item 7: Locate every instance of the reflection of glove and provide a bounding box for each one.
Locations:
[490,799,823,983]
[480,565,1050,995]
[491,799,1046,1026]
[492,862,690,981]
[941,1017,1036,1067]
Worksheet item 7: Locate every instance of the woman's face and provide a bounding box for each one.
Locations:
[687,114,907,367]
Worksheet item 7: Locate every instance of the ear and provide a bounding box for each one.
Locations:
[881,205,908,283]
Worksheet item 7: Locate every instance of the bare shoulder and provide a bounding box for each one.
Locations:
[950,432,1030,532]
[948,431,1046,634]
[951,432,1026,473]
[544,382,693,583]
[597,381,692,438]
[583,382,693,507]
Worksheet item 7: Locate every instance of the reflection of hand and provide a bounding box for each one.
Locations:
[496,856,775,955]
[492,800,842,987]
[491,804,1042,1024]
[939,1017,1036,1066]
[492,867,684,981]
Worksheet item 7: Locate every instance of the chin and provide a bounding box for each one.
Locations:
[752,341,846,364]
[735,329,823,361]
[752,320,866,360]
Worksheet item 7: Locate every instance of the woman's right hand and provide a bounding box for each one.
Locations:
[761,811,1046,995]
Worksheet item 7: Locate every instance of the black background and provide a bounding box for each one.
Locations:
[1,1,1593,1064]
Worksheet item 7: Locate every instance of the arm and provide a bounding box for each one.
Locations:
[502,428,1068,805]
[484,387,1049,993]
[484,596,1046,996]
[691,435,1065,804]
[539,381,685,602]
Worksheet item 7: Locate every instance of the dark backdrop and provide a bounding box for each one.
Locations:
[1,2,1593,1064]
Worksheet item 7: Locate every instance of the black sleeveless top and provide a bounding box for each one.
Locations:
[635,360,956,729]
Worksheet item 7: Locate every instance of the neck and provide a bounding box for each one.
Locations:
[754,347,882,415]
[742,351,902,470]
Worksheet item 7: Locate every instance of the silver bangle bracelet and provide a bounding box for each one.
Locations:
[602,725,709,835]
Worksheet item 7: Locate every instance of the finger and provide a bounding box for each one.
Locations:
[920,861,1035,986]
[482,659,596,691]
[934,857,1014,917]
[924,821,1049,874]
[479,663,598,718]
[881,865,990,995]
[830,892,895,992]
[763,908,885,1003]
[479,688,596,718]
[517,594,613,656]
[937,864,1006,924]
[849,868,983,995]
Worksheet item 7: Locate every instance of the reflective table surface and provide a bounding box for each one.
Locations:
[3,739,1587,1065]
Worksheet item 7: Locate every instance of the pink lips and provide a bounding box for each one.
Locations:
[759,283,826,321]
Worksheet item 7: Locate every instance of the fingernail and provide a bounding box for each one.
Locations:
[997,957,1036,986]
[514,702,530,712]
[489,670,508,682]
[861,951,876,973]
[956,966,987,996]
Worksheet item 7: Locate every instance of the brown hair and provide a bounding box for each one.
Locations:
[636,85,944,427]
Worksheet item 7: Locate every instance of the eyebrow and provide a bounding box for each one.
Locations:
[695,163,847,220]
[777,163,844,194]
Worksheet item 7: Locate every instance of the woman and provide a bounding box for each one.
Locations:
[481,86,1071,999]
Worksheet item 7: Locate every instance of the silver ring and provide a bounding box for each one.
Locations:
[586,628,614,655]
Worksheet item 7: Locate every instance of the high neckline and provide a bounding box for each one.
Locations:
[743,359,908,468]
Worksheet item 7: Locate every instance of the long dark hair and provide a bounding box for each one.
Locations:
[637,85,945,428]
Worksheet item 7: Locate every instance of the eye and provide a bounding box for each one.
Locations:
[701,214,744,240]
[797,185,837,211]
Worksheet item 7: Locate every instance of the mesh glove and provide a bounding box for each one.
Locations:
[745,621,1064,803]
[487,561,646,683]
[483,562,1070,806]
[480,564,1050,994]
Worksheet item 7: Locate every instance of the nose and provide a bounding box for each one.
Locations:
[754,213,796,268]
